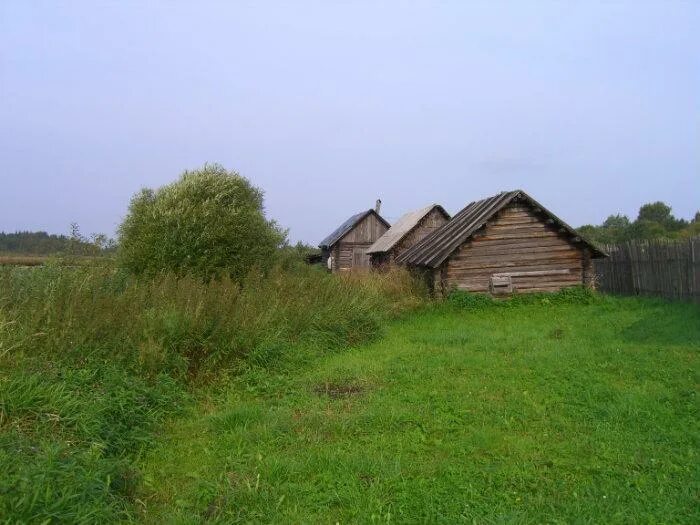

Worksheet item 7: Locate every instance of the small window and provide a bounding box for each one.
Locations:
[490,275,512,295]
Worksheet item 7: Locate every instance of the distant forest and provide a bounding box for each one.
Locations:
[578,201,700,246]
[0,225,115,256]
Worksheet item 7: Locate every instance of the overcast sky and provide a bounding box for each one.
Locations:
[1,1,698,244]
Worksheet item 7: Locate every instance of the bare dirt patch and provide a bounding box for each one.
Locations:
[549,327,566,339]
[313,381,366,398]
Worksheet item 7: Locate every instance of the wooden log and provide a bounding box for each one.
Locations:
[447,263,583,279]
[493,269,572,277]
[453,244,579,258]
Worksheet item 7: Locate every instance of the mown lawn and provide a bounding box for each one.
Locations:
[139,297,699,524]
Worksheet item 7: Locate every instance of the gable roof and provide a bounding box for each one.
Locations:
[366,204,450,254]
[396,190,606,268]
[319,209,390,249]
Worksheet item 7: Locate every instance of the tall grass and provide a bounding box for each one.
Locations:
[0,264,424,379]
[0,264,425,521]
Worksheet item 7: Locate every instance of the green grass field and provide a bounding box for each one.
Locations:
[138,296,699,523]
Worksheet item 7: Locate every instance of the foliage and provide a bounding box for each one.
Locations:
[0,227,113,257]
[680,219,700,239]
[637,201,687,231]
[603,214,631,229]
[0,264,425,521]
[446,285,599,309]
[139,297,700,523]
[117,164,287,280]
[276,241,323,271]
[0,367,182,523]
[578,201,698,244]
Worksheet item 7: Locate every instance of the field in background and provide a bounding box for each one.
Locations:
[0,254,111,267]
[0,255,48,266]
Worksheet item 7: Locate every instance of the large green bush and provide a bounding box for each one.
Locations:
[118,164,286,279]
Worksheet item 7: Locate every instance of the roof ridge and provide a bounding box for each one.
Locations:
[397,189,604,267]
[319,208,390,249]
[366,204,449,255]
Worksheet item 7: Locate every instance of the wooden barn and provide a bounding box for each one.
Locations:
[366,204,450,268]
[319,206,390,272]
[396,190,606,295]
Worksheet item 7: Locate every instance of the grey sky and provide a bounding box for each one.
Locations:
[1,1,698,244]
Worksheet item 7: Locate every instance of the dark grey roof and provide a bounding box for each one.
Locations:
[396,190,606,268]
[319,209,390,249]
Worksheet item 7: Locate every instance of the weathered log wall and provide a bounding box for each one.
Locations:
[334,213,389,272]
[443,203,588,293]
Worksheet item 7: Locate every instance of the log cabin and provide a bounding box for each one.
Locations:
[366,204,450,268]
[319,206,390,272]
[396,190,607,295]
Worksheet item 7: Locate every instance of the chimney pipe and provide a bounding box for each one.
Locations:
[375,198,382,214]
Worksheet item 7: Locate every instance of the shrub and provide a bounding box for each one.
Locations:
[117,164,286,280]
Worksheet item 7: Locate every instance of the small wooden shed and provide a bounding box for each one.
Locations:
[396,190,606,295]
[366,204,450,268]
[319,209,390,272]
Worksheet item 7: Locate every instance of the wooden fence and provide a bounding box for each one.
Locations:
[594,237,700,303]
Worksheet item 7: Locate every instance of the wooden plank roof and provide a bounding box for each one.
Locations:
[366,204,449,255]
[395,190,607,268]
[319,209,390,249]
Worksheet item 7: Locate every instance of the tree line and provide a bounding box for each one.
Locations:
[0,224,115,256]
[578,202,700,246]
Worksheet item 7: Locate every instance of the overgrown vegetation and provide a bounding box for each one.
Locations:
[0,265,425,522]
[117,164,287,280]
